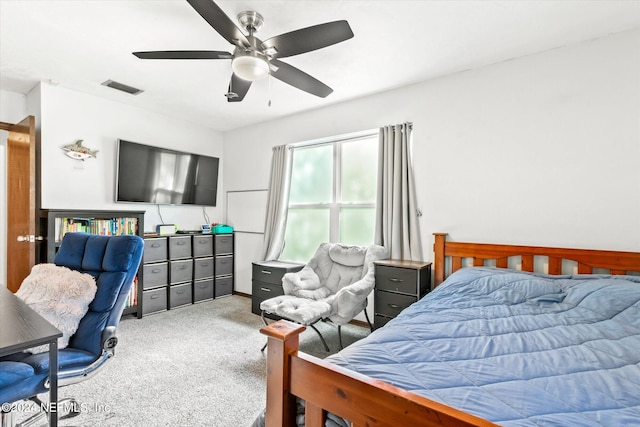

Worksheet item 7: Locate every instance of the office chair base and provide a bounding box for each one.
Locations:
[1,409,15,427]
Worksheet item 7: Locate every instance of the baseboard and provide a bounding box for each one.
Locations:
[233,291,251,299]
[349,319,369,328]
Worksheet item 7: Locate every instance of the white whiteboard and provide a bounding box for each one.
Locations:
[233,233,264,294]
[226,189,268,233]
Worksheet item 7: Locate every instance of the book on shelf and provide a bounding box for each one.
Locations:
[124,277,139,308]
[54,217,139,242]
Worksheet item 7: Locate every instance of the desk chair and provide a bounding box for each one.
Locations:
[0,232,144,427]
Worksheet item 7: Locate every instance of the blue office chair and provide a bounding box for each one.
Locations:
[0,232,144,426]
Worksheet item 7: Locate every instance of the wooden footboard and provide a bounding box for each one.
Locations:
[261,321,497,427]
[260,233,640,426]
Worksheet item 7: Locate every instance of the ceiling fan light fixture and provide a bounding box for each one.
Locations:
[232,55,269,81]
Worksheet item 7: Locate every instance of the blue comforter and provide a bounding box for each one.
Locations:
[327,268,640,426]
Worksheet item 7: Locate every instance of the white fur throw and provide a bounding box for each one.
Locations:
[16,264,97,354]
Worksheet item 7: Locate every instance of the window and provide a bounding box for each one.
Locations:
[281,132,378,263]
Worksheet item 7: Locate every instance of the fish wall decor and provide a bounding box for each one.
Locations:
[61,140,98,160]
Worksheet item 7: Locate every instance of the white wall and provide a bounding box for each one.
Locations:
[38,84,225,232]
[224,29,640,297]
[0,90,28,287]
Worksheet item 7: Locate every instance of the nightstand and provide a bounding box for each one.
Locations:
[251,260,304,318]
[373,260,432,329]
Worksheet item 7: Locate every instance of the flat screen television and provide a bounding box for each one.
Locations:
[116,139,219,206]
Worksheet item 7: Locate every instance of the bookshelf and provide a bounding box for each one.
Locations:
[41,209,145,318]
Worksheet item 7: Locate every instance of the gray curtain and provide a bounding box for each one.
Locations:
[375,123,423,261]
[261,145,293,261]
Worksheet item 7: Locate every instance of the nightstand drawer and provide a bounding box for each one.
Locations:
[252,265,284,285]
[169,236,192,259]
[375,265,419,295]
[252,281,284,315]
[143,238,167,263]
[251,261,303,285]
[170,259,193,284]
[374,314,393,329]
[193,235,213,257]
[143,262,168,289]
[375,290,416,318]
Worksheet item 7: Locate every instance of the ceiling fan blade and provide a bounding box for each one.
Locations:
[226,74,252,102]
[269,59,333,98]
[133,50,232,60]
[261,21,353,59]
[187,0,250,47]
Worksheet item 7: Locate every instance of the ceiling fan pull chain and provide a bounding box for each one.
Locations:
[268,74,272,107]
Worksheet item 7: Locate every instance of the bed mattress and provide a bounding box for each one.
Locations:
[327,267,640,426]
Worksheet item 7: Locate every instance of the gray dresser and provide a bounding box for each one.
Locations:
[141,233,234,316]
[251,260,304,318]
[373,260,432,329]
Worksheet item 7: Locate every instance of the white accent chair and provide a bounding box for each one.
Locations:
[260,243,389,351]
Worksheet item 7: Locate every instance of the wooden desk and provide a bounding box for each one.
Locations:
[0,287,62,426]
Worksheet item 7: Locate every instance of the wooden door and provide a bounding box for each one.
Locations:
[1,116,37,292]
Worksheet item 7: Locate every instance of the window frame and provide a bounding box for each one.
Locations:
[285,129,378,255]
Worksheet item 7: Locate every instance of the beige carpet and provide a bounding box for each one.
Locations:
[13,295,369,427]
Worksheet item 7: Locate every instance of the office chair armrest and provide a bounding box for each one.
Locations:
[44,350,112,389]
[44,327,119,389]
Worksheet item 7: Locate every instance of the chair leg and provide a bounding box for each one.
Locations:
[16,397,80,427]
[364,308,374,333]
[309,325,330,352]
[338,325,344,350]
[1,407,15,427]
[260,310,269,327]
[260,311,269,352]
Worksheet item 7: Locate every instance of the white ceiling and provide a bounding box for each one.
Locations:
[1,1,639,132]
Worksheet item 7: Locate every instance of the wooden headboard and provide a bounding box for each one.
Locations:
[433,232,640,287]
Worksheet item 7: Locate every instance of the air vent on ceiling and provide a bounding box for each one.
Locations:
[101,79,143,95]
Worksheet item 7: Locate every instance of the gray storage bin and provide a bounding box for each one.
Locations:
[169,236,192,259]
[142,288,167,315]
[170,259,193,284]
[194,257,214,280]
[215,255,233,276]
[143,262,168,289]
[193,278,214,302]
[143,237,167,263]
[169,283,192,308]
[215,276,233,297]
[193,235,213,257]
[215,234,233,255]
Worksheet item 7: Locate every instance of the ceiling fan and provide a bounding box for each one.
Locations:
[133,0,354,102]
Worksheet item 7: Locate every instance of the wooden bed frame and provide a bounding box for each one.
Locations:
[260,233,640,427]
